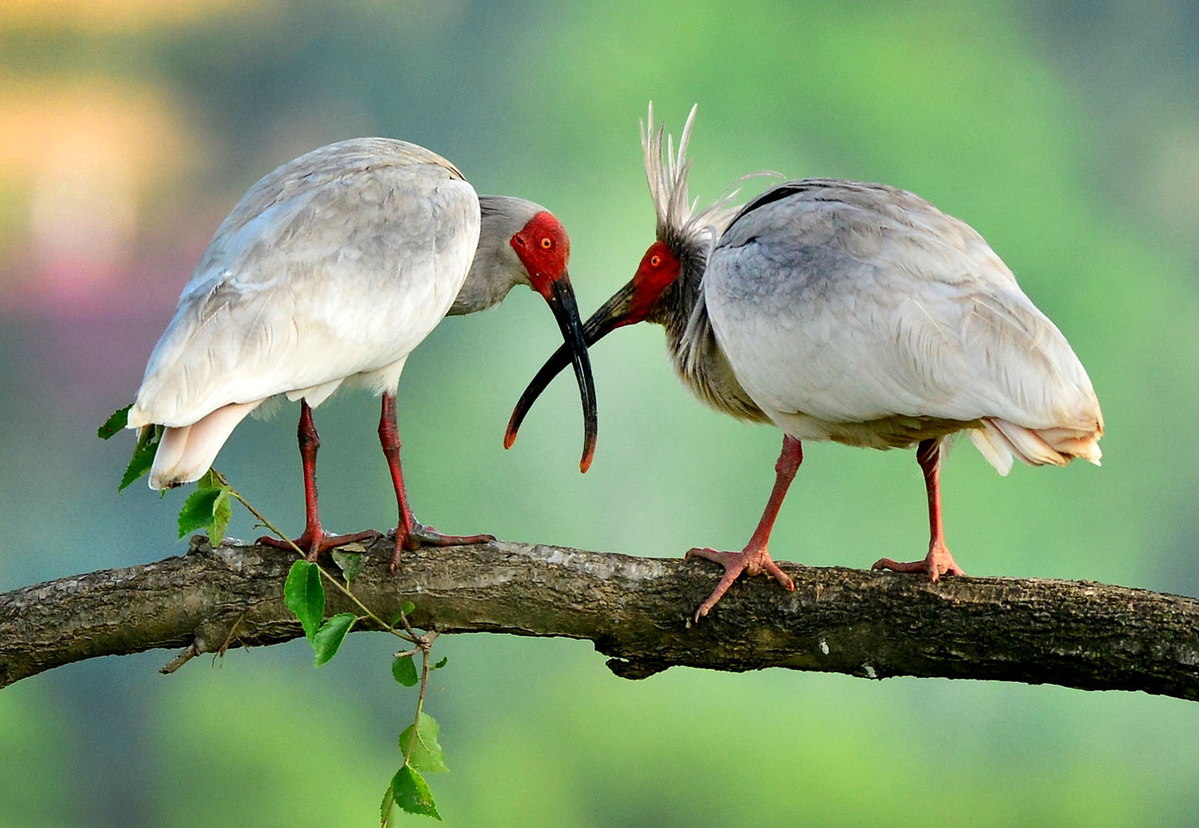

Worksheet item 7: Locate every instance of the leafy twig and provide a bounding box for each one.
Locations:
[100,404,456,821]
[384,613,448,824]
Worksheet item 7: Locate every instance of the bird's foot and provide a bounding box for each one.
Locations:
[258,528,382,562]
[871,541,965,583]
[684,546,795,623]
[389,522,495,573]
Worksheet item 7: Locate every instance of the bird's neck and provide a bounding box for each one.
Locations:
[448,249,516,316]
[656,242,767,423]
[656,257,705,344]
[449,198,534,316]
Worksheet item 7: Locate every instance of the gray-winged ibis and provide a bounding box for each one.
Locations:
[128,138,596,568]
[507,105,1102,621]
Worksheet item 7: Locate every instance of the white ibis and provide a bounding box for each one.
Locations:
[507,105,1103,621]
[127,138,596,568]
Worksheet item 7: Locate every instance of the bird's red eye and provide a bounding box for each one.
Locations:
[650,255,662,267]
[540,237,553,249]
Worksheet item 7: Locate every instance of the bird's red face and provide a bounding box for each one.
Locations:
[507,210,597,472]
[503,237,682,463]
[510,211,572,300]
[626,240,681,324]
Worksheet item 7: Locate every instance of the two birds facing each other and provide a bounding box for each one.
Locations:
[124,105,1104,623]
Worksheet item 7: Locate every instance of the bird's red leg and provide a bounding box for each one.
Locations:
[685,435,800,621]
[378,393,493,573]
[872,438,965,581]
[259,400,380,561]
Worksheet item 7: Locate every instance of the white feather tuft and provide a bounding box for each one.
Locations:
[641,103,764,250]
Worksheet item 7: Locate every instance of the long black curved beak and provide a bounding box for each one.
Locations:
[540,274,598,472]
[505,281,638,470]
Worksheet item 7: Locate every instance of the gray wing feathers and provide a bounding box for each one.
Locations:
[705,180,1100,433]
[130,139,480,427]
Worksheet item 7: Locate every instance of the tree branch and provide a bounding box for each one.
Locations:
[2,536,1197,699]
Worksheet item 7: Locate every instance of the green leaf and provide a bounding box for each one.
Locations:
[432,656,448,671]
[177,487,223,538]
[98,405,130,439]
[115,423,162,491]
[390,601,417,627]
[391,654,419,687]
[198,468,223,489]
[390,766,441,820]
[331,550,365,584]
[400,714,448,773]
[176,480,233,543]
[313,612,356,666]
[284,560,324,642]
[380,786,396,827]
[209,489,233,546]
[118,436,157,491]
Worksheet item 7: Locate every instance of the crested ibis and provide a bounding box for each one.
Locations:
[127,138,596,568]
[507,105,1102,621]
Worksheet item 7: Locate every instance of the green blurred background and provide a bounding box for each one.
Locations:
[2,1,1198,825]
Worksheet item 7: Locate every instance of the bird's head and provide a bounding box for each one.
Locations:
[607,239,684,326]
[507,210,572,301]
[474,200,597,472]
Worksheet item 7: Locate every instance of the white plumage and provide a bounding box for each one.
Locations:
[704,178,1102,473]
[129,137,596,565]
[508,104,1102,621]
[129,139,479,488]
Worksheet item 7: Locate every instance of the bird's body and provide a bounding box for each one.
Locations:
[508,105,1101,621]
[129,139,481,483]
[129,137,596,564]
[675,178,1101,471]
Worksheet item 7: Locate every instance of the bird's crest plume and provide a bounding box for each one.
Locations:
[640,103,772,253]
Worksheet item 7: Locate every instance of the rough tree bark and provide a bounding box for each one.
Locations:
[1,536,1197,698]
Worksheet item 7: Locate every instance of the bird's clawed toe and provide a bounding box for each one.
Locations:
[405,523,495,548]
[259,528,381,562]
[685,546,795,623]
[387,522,496,573]
[871,543,965,582]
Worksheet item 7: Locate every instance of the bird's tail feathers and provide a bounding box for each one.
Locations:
[968,427,1015,476]
[1031,425,1103,466]
[970,417,1102,477]
[148,401,260,489]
